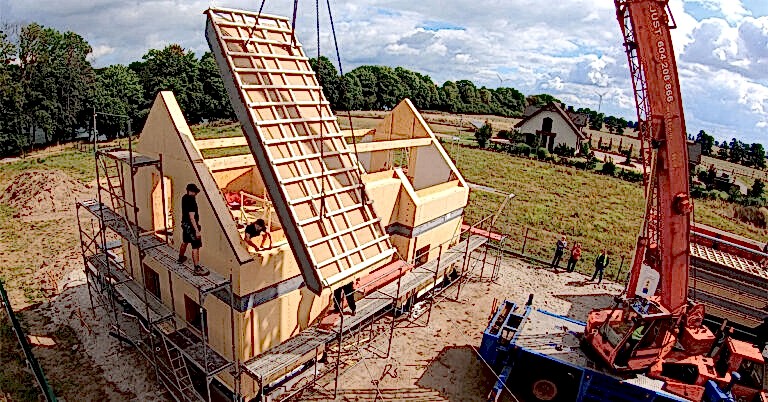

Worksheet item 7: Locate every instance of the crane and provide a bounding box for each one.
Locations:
[479,1,767,401]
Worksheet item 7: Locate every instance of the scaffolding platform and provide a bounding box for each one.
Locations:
[85,254,131,286]
[79,200,230,294]
[115,279,175,324]
[99,149,160,167]
[241,235,487,384]
[163,326,233,375]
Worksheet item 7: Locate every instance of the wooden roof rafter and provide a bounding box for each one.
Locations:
[205,7,395,294]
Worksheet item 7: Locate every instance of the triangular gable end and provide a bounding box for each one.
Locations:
[136,91,253,274]
[373,99,468,190]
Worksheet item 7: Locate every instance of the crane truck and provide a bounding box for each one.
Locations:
[479,1,768,401]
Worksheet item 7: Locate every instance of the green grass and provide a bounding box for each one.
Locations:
[694,199,768,240]
[200,146,251,159]
[192,121,243,139]
[0,150,96,184]
[448,146,645,277]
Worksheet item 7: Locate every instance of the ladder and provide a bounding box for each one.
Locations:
[162,336,198,402]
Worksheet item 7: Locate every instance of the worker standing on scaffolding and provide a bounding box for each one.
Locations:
[332,282,356,316]
[178,183,208,276]
[244,218,272,251]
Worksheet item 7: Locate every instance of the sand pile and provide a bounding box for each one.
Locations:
[0,170,89,218]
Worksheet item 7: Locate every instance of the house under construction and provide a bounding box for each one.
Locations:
[76,7,492,401]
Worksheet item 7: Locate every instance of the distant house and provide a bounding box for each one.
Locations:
[515,102,587,153]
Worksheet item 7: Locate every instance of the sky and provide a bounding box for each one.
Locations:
[2,0,768,145]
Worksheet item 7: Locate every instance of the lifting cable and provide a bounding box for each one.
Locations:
[325,0,366,206]
[315,0,328,220]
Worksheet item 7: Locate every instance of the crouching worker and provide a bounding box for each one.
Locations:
[244,218,272,251]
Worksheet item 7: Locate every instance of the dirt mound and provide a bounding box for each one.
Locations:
[0,170,89,218]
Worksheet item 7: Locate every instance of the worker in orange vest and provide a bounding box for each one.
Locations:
[566,243,582,273]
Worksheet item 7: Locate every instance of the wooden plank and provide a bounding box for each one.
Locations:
[196,137,247,150]
[355,138,432,153]
[206,8,394,295]
[205,154,256,171]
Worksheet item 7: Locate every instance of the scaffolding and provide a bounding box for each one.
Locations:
[76,138,237,402]
[241,219,491,401]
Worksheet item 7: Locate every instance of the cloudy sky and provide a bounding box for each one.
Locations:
[3,0,768,144]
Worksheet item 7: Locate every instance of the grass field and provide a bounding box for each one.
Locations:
[0,117,764,291]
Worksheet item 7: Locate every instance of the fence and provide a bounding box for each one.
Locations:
[0,280,57,401]
[472,221,632,284]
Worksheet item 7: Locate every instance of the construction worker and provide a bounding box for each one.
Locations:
[590,249,610,284]
[566,242,582,273]
[616,321,645,367]
[753,316,768,351]
[178,183,208,276]
[550,235,567,271]
[331,282,356,316]
[244,218,272,251]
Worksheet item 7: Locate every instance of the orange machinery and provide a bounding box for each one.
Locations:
[583,1,767,401]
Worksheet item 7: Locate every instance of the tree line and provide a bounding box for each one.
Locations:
[1,22,761,165]
[691,130,765,169]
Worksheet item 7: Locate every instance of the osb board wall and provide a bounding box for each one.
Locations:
[237,285,329,360]
[133,92,251,277]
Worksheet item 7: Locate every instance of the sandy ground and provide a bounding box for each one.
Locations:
[1,167,624,402]
[285,256,623,401]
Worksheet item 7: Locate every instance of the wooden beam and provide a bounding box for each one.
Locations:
[196,137,247,150]
[355,137,433,153]
[340,128,375,138]
[205,154,255,171]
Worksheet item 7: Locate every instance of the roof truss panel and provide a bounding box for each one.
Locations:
[206,8,394,294]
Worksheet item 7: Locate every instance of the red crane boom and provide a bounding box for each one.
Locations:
[618,0,692,314]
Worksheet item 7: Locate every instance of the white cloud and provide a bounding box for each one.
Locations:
[684,0,751,24]
[4,0,767,144]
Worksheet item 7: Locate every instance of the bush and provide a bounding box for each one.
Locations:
[553,143,576,157]
[536,147,550,160]
[474,122,492,148]
[497,129,512,140]
[512,143,531,156]
[734,205,768,228]
[617,168,643,183]
[601,160,617,176]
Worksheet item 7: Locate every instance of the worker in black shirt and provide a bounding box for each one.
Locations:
[244,218,272,251]
[331,282,356,316]
[178,183,208,276]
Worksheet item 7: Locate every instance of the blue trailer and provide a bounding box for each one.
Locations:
[479,300,737,402]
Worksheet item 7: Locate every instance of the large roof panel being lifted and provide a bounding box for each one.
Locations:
[205,7,395,294]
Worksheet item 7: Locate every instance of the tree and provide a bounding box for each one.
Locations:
[748,179,765,199]
[728,138,746,164]
[717,142,729,159]
[309,56,341,109]
[133,44,203,123]
[92,65,143,138]
[339,73,363,111]
[18,23,95,144]
[439,81,462,113]
[474,122,492,148]
[198,52,234,121]
[695,130,714,156]
[526,94,560,107]
[0,28,27,156]
[748,143,766,170]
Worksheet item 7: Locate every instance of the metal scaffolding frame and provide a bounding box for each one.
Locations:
[244,218,492,401]
[76,136,237,402]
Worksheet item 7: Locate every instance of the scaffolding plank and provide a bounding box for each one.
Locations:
[206,7,394,295]
[100,149,160,167]
[114,279,174,324]
[79,200,230,293]
[241,236,487,383]
[166,328,232,375]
